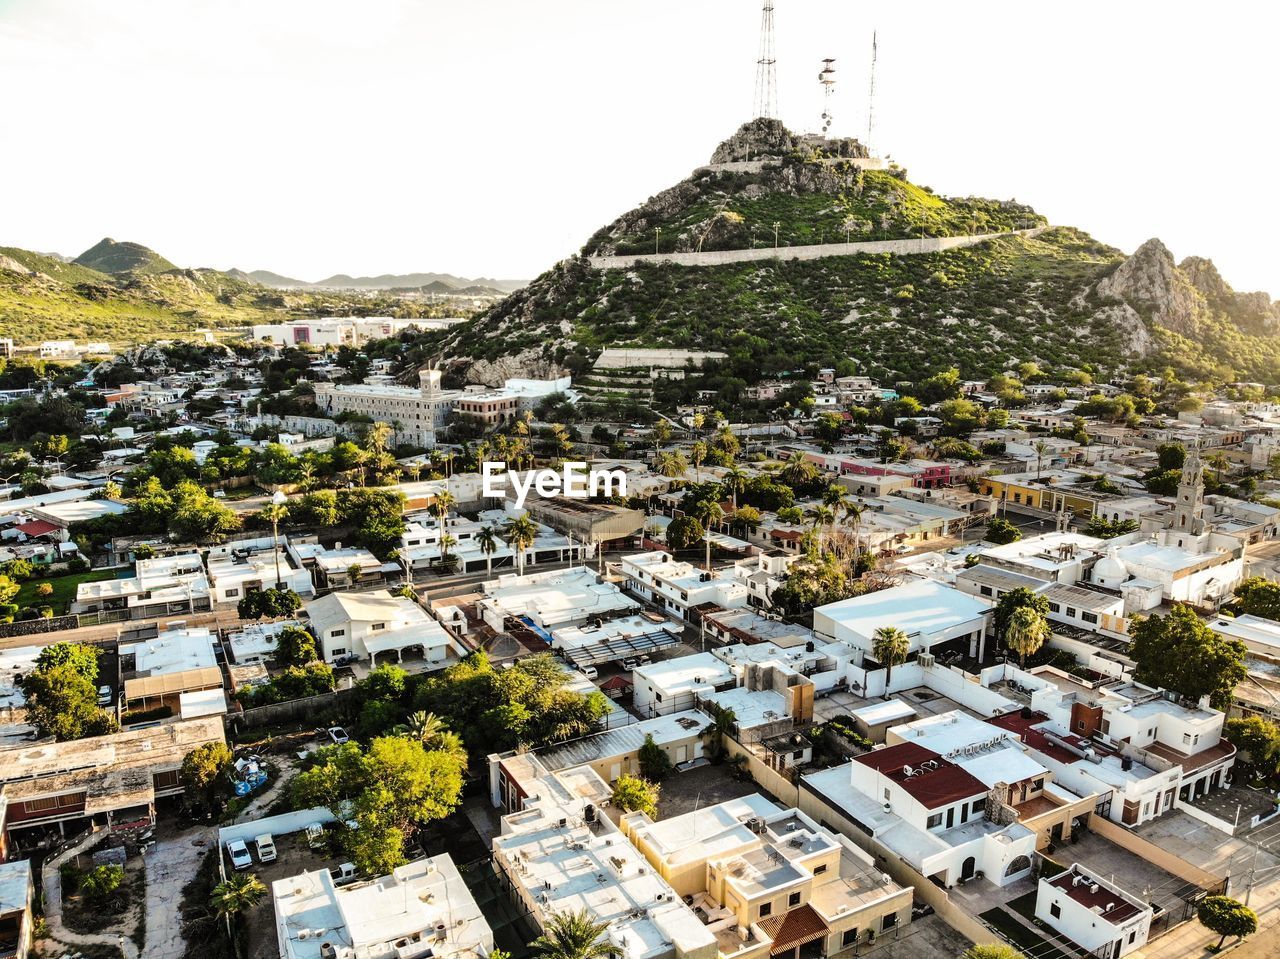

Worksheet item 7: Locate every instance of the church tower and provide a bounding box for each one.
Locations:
[1172,447,1206,534]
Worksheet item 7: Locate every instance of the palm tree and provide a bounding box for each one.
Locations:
[404,710,444,743]
[872,626,910,688]
[1033,440,1049,478]
[702,502,724,571]
[651,419,672,460]
[433,490,457,562]
[809,504,834,530]
[211,873,266,918]
[690,441,708,482]
[655,450,689,480]
[477,524,500,577]
[530,909,617,959]
[723,465,747,509]
[1005,606,1050,667]
[780,456,819,488]
[505,514,539,576]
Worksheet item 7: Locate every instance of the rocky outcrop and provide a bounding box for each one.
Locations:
[1095,238,1204,337]
[709,118,804,163]
[464,352,565,387]
[1181,255,1278,335]
[0,255,32,275]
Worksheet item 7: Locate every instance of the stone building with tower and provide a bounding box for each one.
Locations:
[313,368,461,447]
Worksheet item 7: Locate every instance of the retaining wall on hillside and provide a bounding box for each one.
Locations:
[588,226,1047,271]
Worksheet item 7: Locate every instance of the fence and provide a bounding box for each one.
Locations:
[0,614,79,639]
[233,685,358,729]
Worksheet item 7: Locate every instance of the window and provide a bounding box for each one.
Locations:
[1082,612,1098,625]
[225,588,240,598]
[842,930,859,948]
[330,629,346,638]
[371,623,385,631]
[788,892,801,907]
[331,648,347,656]
[759,903,772,918]
[1050,902,1061,919]
[1183,732,1191,745]
[1048,602,1061,613]
[813,863,828,875]
[884,788,891,801]
[1033,778,1044,791]
[882,912,898,930]
[980,586,993,597]
[927,813,943,829]
[972,800,985,815]
[1066,607,1077,618]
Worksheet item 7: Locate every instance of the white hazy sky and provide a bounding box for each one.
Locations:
[1,0,1277,294]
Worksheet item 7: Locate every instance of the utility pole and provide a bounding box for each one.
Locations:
[773,221,781,252]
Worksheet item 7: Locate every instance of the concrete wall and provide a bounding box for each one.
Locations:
[589,227,1047,271]
[724,736,800,808]
[1088,814,1226,891]
[217,806,336,849]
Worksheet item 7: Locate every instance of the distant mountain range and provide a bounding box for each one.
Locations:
[242,269,526,294]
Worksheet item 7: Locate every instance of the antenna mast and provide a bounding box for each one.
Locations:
[865,30,878,153]
[818,58,836,135]
[754,1,778,120]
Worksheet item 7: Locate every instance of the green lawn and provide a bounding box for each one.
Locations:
[18,567,120,614]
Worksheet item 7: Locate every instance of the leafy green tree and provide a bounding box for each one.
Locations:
[19,662,117,740]
[274,625,318,667]
[1005,606,1051,666]
[1129,606,1247,709]
[985,517,1022,545]
[181,742,235,815]
[1224,716,1280,777]
[238,587,303,620]
[530,909,618,959]
[1156,443,1186,472]
[1083,516,1139,538]
[1235,577,1280,620]
[872,626,910,686]
[0,574,21,606]
[610,775,660,819]
[79,864,125,905]
[34,642,99,680]
[361,663,408,702]
[665,515,705,551]
[1197,896,1257,949]
[638,734,674,781]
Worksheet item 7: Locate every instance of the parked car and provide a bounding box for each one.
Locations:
[97,685,113,706]
[255,834,277,863]
[329,862,358,885]
[579,665,599,680]
[226,839,252,871]
[621,658,640,671]
[327,726,349,745]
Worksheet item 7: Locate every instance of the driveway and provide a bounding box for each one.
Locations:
[144,822,216,959]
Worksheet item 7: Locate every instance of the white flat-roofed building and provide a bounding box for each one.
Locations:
[120,625,224,711]
[305,589,457,666]
[1035,864,1152,957]
[478,566,637,632]
[226,619,303,666]
[28,498,128,536]
[1208,613,1280,661]
[271,854,492,959]
[206,537,314,605]
[632,653,737,718]
[292,544,394,589]
[73,551,211,619]
[814,579,992,664]
[0,857,33,959]
[492,794,718,959]
[621,551,751,623]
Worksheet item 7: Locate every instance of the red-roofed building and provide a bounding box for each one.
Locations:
[853,742,987,813]
[12,520,58,539]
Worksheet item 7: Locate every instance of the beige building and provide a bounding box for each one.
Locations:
[313,369,459,446]
[622,794,913,959]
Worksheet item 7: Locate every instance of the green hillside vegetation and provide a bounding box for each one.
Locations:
[0,244,482,344]
[73,237,176,274]
[584,161,1045,257]
[447,227,1130,383]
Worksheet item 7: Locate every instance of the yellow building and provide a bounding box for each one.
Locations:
[979,470,1114,516]
[622,794,913,959]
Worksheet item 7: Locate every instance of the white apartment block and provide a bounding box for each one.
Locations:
[305,589,457,665]
[622,551,751,623]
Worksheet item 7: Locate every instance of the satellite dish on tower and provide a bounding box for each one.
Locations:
[818,58,836,134]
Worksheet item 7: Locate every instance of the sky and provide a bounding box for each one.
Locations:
[1,0,1277,295]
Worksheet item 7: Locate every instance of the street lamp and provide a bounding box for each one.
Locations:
[270,489,287,589]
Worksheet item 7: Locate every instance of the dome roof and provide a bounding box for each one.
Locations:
[1094,548,1128,585]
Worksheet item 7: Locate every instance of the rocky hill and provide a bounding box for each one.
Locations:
[435,120,1280,389]
[73,237,176,275]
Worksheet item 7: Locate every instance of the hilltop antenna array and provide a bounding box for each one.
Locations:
[818,58,836,134]
[865,30,878,153]
[754,0,778,120]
